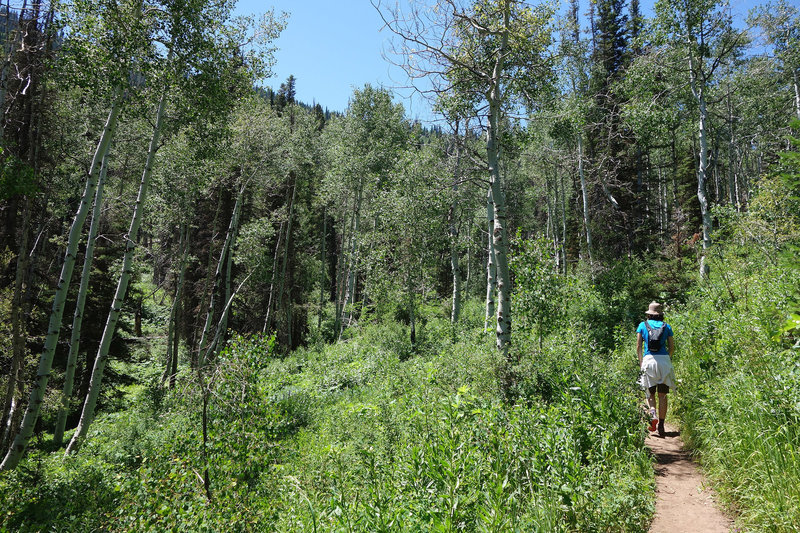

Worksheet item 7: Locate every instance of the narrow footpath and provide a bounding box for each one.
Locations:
[646,422,733,533]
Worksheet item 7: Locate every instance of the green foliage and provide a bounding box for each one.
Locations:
[0,149,37,201]
[664,160,800,530]
[1,297,655,532]
[511,233,566,341]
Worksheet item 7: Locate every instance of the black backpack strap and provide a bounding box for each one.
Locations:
[643,320,653,333]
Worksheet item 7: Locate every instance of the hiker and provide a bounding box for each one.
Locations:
[637,301,675,437]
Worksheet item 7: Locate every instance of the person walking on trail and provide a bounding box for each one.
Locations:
[637,301,676,437]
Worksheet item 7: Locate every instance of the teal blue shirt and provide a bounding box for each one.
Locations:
[637,320,673,356]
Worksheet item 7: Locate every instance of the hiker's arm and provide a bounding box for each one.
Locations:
[636,333,643,366]
[668,336,674,358]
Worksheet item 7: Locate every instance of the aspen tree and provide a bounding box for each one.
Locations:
[654,0,747,275]
[66,82,170,455]
[65,2,284,454]
[377,0,553,367]
[0,95,123,470]
[53,150,112,445]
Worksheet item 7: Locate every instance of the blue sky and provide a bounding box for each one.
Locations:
[234,0,764,121]
[234,0,422,118]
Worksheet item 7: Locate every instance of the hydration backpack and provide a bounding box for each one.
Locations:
[643,321,666,352]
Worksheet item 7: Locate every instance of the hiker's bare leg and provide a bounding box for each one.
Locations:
[657,392,668,420]
[647,394,657,412]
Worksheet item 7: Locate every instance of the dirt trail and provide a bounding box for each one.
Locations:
[646,422,733,533]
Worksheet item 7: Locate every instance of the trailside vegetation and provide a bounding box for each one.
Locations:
[0,0,799,531]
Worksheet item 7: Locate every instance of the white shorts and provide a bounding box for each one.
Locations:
[639,353,676,397]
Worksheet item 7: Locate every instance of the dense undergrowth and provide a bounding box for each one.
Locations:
[667,173,800,532]
[1,290,655,532]
[3,157,798,531]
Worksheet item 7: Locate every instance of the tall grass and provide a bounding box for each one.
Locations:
[1,300,655,532]
[669,180,800,532]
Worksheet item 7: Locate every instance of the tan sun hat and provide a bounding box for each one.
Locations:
[645,301,663,316]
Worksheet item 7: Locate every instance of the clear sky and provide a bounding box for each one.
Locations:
[234,0,764,121]
[234,0,425,119]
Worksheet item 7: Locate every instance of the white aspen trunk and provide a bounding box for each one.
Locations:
[218,183,244,357]
[162,222,188,387]
[727,90,736,207]
[202,271,253,363]
[263,219,284,333]
[488,4,512,361]
[559,169,567,274]
[65,90,167,455]
[318,208,327,330]
[449,131,462,324]
[53,150,111,445]
[793,69,800,120]
[577,133,593,267]
[1,93,122,470]
[198,179,246,367]
[465,220,472,296]
[484,187,496,332]
[341,183,362,332]
[734,155,741,212]
[275,176,296,341]
[688,45,712,276]
[551,169,561,272]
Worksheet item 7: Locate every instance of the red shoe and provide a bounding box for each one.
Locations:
[649,418,658,432]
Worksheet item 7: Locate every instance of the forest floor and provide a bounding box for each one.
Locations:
[646,422,733,533]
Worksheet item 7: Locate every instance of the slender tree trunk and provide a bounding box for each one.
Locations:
[65,89,167,455]
[263,219,284,333]
[162,222,189,388]
[318,207,327,330]
[484,187,496,332]
[341,183,362,333]
[465,220,472,296]
[688,48,712,276]
[198,179,246,367]
[449,129,462,324]
[793,69,800,121]
[727,89,736,207]
[53,150,111,445]
[333,227,346,335]
[487,6,512,362]
[576,133,593,268]
[275,175,296,343]
[1,194,31,448]
[1,93,122,470]
[218,186,244,357]
[558,168,567,274]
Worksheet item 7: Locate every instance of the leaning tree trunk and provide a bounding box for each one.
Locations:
[217,183,244,357]
[65,90,167,455]
[263,219,284,333]
[53,150,111,445]
[198,178,246,367]
[1,93,122,471]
